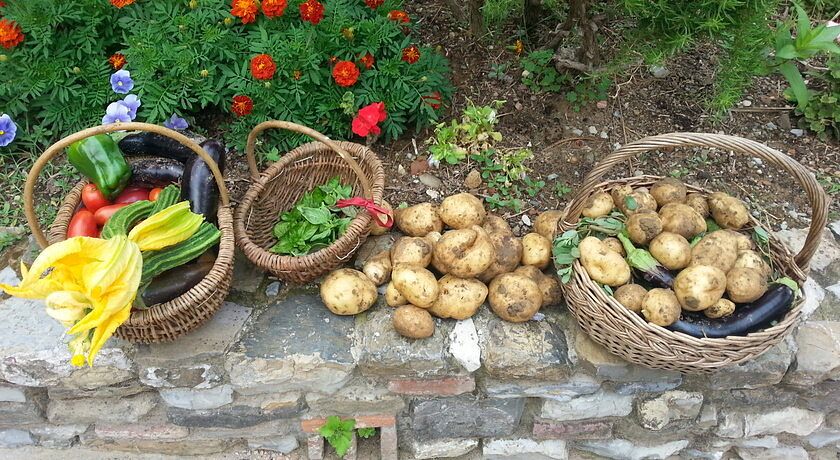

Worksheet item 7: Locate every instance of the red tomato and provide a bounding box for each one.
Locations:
[67,209,98,238]
[149,187,163,202]
[94,203,128,225]
[114,187,151,204]
[81,184,110,212]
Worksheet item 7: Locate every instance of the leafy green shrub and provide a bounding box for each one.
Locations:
[521,49,566,92]
[427,100,504,165]
[797,59,840,137]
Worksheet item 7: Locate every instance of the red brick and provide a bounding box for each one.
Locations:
[532,418,613,440]
[387,376,475,396]
[301,414,396,433]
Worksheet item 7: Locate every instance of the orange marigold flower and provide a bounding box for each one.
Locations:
[293,70,302,80]
[0,19,23,50]
[359,52,375,70]
[250,54,277,80]
[299,0,324,25]
[388,10,409,23]
[231,0,259,24]
[232,95,254,116]
[110,0,135,8]
[332,60,360,87]
[401,45,420,64]
[513,39,524,55]
[262,0,287,18]
[365,0,384,8]
[108,53,127,70]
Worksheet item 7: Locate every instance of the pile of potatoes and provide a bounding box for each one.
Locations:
[319,193,564,339]
[578,177,771,328]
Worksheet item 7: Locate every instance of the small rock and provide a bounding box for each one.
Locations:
[521,215,532,227]
[397,165,407,176]
[465,170,482,189]
[570,128,584,136]
[419,173,443,189]
[599,131,609,139]
[741,100,753,107]
[588,126,598,135]
[411,158,430,175]
[0,266,19,286]
[765,122,777,130]
[449,319,481,372]
[596,100,608,109]
[649,65,670,78]
[778,113,792,130]
[790,129,805,137]
[426,189,441,200]
[752,158,764,166]
[514,102,524,111]
[546,173,559,181]
[264,281,282,297]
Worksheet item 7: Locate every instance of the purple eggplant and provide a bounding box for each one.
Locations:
[119,132,194,163]
[181,140,226,218]
[617,232,674,288]
[129,157,184,188]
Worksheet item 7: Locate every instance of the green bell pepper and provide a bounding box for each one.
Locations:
[67,134,132,200]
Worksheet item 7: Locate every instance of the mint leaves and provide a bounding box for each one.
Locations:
[319,416,356,458]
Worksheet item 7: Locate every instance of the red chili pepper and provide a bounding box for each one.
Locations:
[67,209,99,238]
[149,187,163,202]
[93,203,129,226]
[337,197,393,228]
[81,183,111,212]
[114,187,151,204]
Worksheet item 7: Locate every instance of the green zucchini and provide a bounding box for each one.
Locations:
[101,200,154,239]
[140,222,221,286]
[150,184,181,215]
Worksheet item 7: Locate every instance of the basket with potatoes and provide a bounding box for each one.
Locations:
[318,192,565,339]
[556,133,829,374]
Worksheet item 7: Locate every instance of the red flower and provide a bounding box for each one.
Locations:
[232,95,254,116]
[332,60,360,87]
[110,0,135,7]
[401,45,420,64]
[299,0,325,25]
[262,0,288,18]
[365,0,384,8]
[422,92,442,109]
[0,1,7,7]
[359,52,375,69]
[388,10,410,23]
[352,102,387,137]
[231,0,259,24]
[0,19,23,50]
[108,53,127,70]
[250,54,277,80]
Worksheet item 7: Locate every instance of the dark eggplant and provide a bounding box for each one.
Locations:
[118,132,195,163]
[181,139,226,218]
[129,157,184,188]
[140,260,214,307]
[667,284,795,338]
[618,233,674,288]
[634,268,676,289]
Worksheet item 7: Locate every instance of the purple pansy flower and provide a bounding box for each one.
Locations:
[163,113,188,131]
[110,69,134,94]
[121,94,141,120]
[0,114,17,147]
[102,102,132,125]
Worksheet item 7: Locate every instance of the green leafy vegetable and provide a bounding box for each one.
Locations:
[319,416,356,458]
[553,212,626,283]
[357,427,376,439]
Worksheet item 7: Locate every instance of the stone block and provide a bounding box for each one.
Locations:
[353,305,462,378]
[704,338,794,390]
[540,390,633,421]
[0,388,46,427]
[93,423,189,441]
[411,396,525,440]
[247,435,299,453]
[0,384,26,402]
[409,437,479,459]
[682,449,726,460]
[305,378,405,416]
[735,445,809,460]
[46,379,148,400]
[775,226,840,286]
[575,438,689,460]
[388,375,475,396]
[635,390,703,431]
[476,307,571,380]
[46,392,158,425]
[167,396,306,428]
[482,373,600,400]
[786,321,840,385]
[0,429,34,448]
[380,425,398,460]
[81,434,241,455]
[449,318,481,372]
[718,407,824,438]
[532,418,613,440]
[159,384,234,410]
[29,424,88,448]
[697,403,718,429]
[483,438,567,460]
[808,429,840,448]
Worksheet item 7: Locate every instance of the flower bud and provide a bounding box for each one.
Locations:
[72,67,81,74]
[263,81,271,88]
[224,17,233,26]
[189,0,198,9]
[200,69,209,78]
[0,55,7,62]
[179,24,186,31]
[420,76,427,82]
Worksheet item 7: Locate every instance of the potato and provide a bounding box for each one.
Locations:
[704,298,735,319]
[651,177,687,207]
[320,269,378,315]
[685,193,709,218]
[478,233,523,283]
[362,250,392,286]
[521,233,552,269]
[438,193,486,229]
[626,211,663,245]
[425,231,442,245]
[483,214,513,236]
[610,185,634,208]
[385,281,407,307]
[617,190,658,216]
[727,230,754,251]
[614,283,647,313]
[726,267,768,303]
[602,237,625,256]
[393,305,435,339]
[433,226,496,278]
[641,288,681,326]
[488,273,543,322]
[390,237,434,267]
[690,230,739,273]
[534,210,564,241]
[649,232,691,270]
[392,264,440,308]
[579,236,631,287]
[429,275,488,319]
[514,266,562,307]
[733,250,771,278]
[673,265,727,311]
[708,192,750,230]
[369,200,393,236]
[659,203,707,239]
[395,202,444,236]
[581,192,615,218]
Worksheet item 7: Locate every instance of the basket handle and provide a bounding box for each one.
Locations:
[560,132,830,271]
[244,120,373,200]
[25,122,230,249]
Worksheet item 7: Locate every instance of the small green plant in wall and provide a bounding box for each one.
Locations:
[318,416,376,458]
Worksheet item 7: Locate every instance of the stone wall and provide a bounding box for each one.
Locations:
[1,224,839,459]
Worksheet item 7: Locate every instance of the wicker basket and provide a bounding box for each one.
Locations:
[558,132,829,374]
[25,122,235,344]
[234,121,386,284]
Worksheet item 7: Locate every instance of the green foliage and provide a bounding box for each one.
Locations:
[554,182,572,198]
[553,213,626,283]
[0,231,21,254]
[319,416,356,458]
[521,49,566,93]
[472,148,544,212]
[270,177,354,256]
[356,427,376,439]
[565,74,611,111]
[427,101,504,165]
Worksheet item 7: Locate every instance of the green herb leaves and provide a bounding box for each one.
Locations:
[319,416,356,458]
[553,212,626,283]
